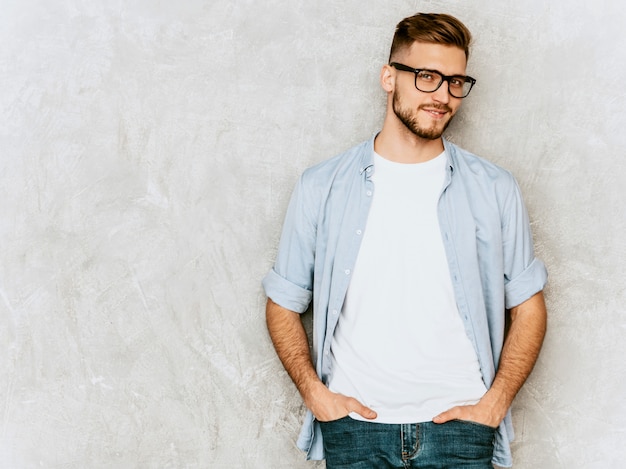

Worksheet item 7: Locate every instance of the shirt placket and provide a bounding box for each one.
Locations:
[320,163,375,382]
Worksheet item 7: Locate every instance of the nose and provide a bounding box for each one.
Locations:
[432,80,451,104]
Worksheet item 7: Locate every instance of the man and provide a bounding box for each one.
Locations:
[263,12,547,468]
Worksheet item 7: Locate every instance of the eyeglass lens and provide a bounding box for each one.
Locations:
[415,70,472,98]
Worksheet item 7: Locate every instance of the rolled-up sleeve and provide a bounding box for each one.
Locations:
[501,176,548,308]
[263,174,317,314]
[504,257,547,308]
[263,268,312,313]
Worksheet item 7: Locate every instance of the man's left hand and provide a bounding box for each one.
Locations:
[432,401,502,429]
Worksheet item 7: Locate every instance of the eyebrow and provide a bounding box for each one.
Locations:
[416,68,469,78]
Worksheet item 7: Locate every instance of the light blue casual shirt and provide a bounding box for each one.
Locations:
[263,135,548,467]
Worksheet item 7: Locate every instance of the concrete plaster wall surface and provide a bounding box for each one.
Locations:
[1,0,624,468]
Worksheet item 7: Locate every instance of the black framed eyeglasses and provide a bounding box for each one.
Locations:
[390,62,476,98]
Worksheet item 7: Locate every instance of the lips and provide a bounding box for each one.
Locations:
[420,105,451,119]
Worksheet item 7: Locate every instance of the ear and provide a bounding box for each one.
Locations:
[380,64,395,93]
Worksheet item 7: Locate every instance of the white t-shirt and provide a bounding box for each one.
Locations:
[328,150,487,423]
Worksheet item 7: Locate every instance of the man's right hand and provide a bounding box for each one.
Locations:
[305,381,377,422]
[266,299,377,422]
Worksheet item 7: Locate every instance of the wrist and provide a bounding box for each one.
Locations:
[300,378,328,407]
[480,386,511,423]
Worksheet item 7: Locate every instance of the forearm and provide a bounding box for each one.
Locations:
[434,290,547,427]
[265,298,377,421]
[265,298,325,403]
[484,291,547,420]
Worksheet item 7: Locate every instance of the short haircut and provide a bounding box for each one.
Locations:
[389,13,472,63]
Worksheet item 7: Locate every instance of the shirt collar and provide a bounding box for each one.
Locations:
[442,138,456,174]
[361,133,455,176]
[359,134,376,176]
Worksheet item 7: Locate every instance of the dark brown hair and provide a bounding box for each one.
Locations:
[389,13,472,62]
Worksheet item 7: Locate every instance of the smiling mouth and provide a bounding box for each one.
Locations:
[421,106,451,119]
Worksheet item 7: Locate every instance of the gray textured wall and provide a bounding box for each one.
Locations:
[1,1,624,468]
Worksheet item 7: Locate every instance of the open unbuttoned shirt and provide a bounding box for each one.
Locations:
[262,136,548,467]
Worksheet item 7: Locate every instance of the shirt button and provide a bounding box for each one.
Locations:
[366,191,372,196]
[345,269,351,275]
[366,167,372,173]
[356,229,362,235]
[332,309,338,315]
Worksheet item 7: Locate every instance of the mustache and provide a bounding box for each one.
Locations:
[418,103,452,113]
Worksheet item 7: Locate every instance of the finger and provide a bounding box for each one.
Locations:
[348,397,377,420]
[432,406,461,424]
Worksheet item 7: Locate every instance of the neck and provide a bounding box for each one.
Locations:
[374,117,445,164]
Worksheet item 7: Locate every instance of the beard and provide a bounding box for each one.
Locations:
[392,90,454,140]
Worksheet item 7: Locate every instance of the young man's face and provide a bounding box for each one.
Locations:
[390,42,468,140]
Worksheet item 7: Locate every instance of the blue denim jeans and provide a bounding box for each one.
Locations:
[319,417,496,468]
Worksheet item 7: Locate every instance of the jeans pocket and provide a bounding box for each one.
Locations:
[457,419,498,432]
[438,420,497,462]
[318,415,352,426]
